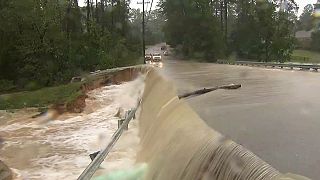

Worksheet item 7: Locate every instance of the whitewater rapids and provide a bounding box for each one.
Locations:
[0,76,145,179]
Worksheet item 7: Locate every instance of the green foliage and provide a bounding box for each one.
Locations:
[311,31,320,52]
[0,82,83,110]
[25,81,42,91]
[297,4,314,31]
[145,9,166,45]
[129,8,165,45]
[292,49,320,63]
[231,0,296,62]
[160,0,226,61]
[160,0,296,62]
[0,80,16,92]
[0,0,141,93]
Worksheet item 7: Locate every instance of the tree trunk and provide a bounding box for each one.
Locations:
[96,0,98,22]
[66,0,72,35]
[178,84,241,99]
[87,0,90,32]
[220,0,223,31]
[224,0,228,42]
[210,0,214,15]
[215,0,218,17]
[90,0,94,20]
[111,0,114,27]
[73,0,78,7]
[101,0,104,13]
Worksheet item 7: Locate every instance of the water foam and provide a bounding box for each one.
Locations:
[0,76,145,180]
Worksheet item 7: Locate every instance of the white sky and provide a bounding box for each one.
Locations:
[296,0,317,15]
[78,0,317,15]
[78,0,160,11]
[130,0,160,10]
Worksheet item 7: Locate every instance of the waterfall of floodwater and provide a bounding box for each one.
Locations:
[0,75,145,180]
[137,69,309,180]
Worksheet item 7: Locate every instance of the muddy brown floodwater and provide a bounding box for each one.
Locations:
[158,59,320,179]
[0,77,144,179]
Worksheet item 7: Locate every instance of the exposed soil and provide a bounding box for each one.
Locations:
[66,95,88,113]
[64,67,144,114]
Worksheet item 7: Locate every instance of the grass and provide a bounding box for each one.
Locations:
[291,50,320,64]
[0,82,84,110]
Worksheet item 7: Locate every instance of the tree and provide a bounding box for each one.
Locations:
[160,0,225,60]
[297,4,314,31]
[231,0,296,62]
[145,9,166,45]
[0,0,142,92]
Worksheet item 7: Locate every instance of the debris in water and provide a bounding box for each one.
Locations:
[178,84,241,99]
[90,151,101,161]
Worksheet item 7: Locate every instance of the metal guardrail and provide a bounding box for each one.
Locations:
[87,65,146,79]
[234,61,320,71]
[77,101,140,180]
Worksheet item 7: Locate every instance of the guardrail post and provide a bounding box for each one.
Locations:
[117,110,135,130]
[78,105,139,180]
[89,151,100,161]
[118,119,127,130]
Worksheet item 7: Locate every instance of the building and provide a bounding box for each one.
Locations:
[295,30,312,49]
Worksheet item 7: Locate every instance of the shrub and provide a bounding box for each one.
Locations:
[0,80,16,93]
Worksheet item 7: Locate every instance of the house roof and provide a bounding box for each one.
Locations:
[295,30,312,39]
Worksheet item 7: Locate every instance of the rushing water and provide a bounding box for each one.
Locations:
[0,77,144,180]
[1,59,319,179]
[160,60,320,179]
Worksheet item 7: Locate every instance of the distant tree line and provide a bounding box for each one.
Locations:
[0,0,142,92]
[160,0,298,62]
[296,3,320,52]
[130,8,165,45]
[297,4,314,31]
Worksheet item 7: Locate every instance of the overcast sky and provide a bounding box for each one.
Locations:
[78,0,160,10]
[79,0,318,15]
[296,0,317,15]
[130,0,160,10]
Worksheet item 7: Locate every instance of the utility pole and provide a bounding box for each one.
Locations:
[111,0,114,28]
[142,0,146,64]
[137,1,150,64]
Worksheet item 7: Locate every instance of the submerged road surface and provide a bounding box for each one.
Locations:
[159,57,320,179]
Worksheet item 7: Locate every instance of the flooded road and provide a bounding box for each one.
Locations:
[160,59,320,179]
